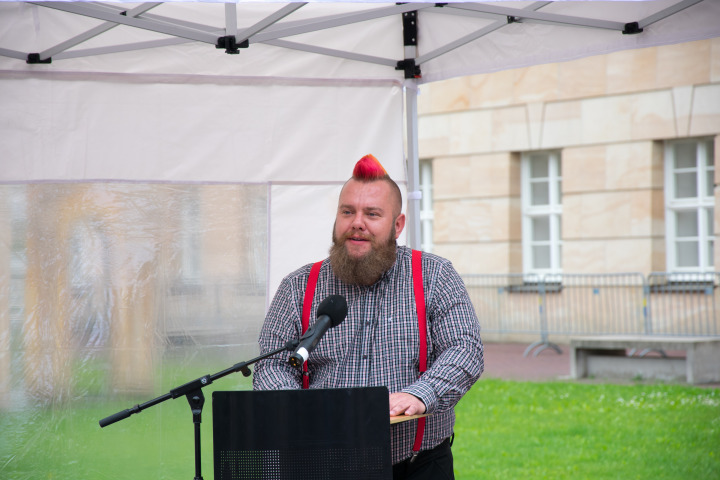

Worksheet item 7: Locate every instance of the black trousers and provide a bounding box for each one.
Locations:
[392,436,454,480]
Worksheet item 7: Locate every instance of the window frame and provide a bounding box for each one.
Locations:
[521,151,563,277]
[664,138,715,274]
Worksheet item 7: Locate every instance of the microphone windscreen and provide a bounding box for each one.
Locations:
[317,295,348,327]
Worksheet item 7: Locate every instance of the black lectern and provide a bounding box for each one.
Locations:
[212,387,392,480]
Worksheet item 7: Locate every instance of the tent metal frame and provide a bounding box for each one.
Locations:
[1,0,707,248]
[14,1,701,64]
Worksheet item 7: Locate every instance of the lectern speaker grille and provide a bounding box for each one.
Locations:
[217,447,388,479]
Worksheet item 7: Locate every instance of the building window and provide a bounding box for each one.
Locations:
[521,151,562,276]
[664,138,715,273]
[419,159,434,253]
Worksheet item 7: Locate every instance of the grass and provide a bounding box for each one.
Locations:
[1,376,718,479]
[453,379,720,479]
[0,349,256,480]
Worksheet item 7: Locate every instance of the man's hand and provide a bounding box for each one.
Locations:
[389,392,426,416]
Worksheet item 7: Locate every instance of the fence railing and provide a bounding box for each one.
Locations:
[646,273,719,336]
[462,272,719,354]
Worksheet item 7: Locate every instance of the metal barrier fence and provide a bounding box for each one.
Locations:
[462,272,719,351]
[646,273,720,336]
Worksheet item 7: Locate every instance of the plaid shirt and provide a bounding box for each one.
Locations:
[253,246,484,464]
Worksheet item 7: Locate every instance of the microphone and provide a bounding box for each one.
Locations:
[288,295,347,368]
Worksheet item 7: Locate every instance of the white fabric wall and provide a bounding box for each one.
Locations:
[0,73,406,299]
[0,75,404,183]
[0,65,405,480]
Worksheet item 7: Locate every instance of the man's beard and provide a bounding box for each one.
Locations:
[329,227,398,286]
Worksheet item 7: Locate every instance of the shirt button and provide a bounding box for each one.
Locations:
[362,354,368,359]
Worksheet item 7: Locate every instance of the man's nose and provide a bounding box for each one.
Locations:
[351,213,365,230]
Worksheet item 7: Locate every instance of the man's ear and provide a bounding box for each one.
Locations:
[394,213,406,239]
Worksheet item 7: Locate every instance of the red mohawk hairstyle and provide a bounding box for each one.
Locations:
[348,154,403,217]
[353,154,388,180]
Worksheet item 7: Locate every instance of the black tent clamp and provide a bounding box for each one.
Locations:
[26,53,51,64]
[216,35,249,55]
[623,22,644,34]
[396,8,422,79]
[396,58,422,79]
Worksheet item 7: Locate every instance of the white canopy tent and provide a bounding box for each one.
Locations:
[1,1,720,478]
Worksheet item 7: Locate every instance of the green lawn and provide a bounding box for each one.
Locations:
[1,377,718,479]
[453,379,720,479]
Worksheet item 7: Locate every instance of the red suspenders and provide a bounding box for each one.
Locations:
[300,260,323,390]
[410,249,427,456]
[301,251,428,453]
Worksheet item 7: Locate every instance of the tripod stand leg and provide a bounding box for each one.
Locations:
[187,390,205,480]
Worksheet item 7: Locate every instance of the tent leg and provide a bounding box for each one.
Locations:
[405,79,421,251]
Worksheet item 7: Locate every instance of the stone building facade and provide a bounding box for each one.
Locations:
[418,38,719,278]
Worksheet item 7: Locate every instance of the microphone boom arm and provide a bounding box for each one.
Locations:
[98,338,299,480]
[99,338,299,428]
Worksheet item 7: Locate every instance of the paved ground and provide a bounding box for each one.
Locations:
[481,342,571,381]
[482,342,720,388]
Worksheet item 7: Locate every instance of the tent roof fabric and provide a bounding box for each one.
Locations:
[1,1,719,84]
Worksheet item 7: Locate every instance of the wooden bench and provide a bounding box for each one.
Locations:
[570,336,720,384]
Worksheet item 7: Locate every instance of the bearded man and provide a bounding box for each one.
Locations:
[253,155,484,480]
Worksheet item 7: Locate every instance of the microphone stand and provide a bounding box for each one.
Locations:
[98,339,299,480]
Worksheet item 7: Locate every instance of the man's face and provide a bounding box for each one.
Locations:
[333,178,405,259]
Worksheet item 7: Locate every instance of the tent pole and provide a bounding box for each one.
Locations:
[405,79,421,251]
